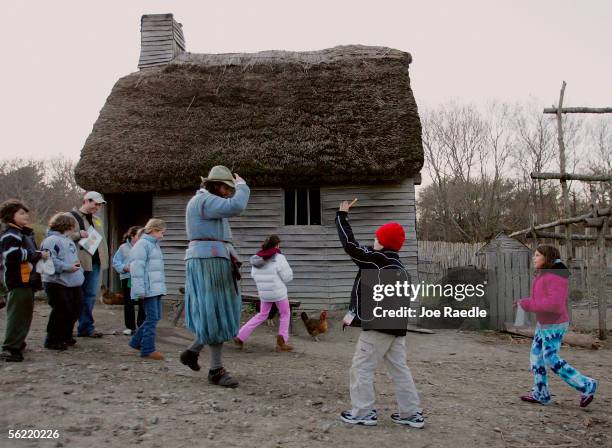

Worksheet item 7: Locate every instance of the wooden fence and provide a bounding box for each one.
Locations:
[417,239,611,331]
[417,241,481,284]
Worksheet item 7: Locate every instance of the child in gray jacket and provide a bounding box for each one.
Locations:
[40,213,85,350]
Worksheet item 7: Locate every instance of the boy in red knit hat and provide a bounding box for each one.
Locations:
[335,200,423,428]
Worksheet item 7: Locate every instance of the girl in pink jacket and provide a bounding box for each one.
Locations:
[518,245,597,407]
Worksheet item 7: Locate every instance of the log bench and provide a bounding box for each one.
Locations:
[241,295,302,335]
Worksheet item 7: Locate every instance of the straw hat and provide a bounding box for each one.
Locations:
[200,165,235,188]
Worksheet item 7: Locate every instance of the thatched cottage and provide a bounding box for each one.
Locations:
[75,14,424,309]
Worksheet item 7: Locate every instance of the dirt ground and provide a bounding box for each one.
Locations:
[0,300,610,448]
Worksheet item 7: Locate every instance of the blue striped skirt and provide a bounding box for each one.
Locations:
[184,257,242,345]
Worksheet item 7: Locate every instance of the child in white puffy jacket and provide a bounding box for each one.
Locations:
[234,235,294,351]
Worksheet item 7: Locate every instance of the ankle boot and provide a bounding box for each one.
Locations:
[275,335,293,352]
[180,349,201,371]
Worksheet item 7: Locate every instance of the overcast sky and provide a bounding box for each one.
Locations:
[1,0,611,161]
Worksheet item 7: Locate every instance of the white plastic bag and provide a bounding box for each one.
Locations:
[513,305,526,327]
[36,258,55,276]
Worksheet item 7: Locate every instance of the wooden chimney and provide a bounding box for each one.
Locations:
[138,13,186,69]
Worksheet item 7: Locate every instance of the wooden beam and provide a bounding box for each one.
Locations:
[510,207,612,237]
[531,172,612,182]
[505,326,601,349]
[585,217,608,227]
[543,107,612,114]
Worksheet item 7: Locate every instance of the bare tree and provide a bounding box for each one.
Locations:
[510,101,557,222]
[585,118,612,203]
[0,157,83,225]
[421,102,517,242]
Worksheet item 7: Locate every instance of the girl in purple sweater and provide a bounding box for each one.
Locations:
[517,245,597,407]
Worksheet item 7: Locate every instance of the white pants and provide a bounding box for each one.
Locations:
[350,330,421,417]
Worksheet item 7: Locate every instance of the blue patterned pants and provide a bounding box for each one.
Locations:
[530,323,596,403]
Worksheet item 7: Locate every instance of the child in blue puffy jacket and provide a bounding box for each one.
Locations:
[112,226,144,335]
[40,213,84,351]
[128,219,167,360]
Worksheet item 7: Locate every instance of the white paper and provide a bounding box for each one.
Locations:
[78,226,102,256]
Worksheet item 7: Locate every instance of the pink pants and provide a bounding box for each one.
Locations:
[237,299,290,342]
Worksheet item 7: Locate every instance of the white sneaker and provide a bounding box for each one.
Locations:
[390,411,425,428]
[340,409,377,426]
[122,329,132,335]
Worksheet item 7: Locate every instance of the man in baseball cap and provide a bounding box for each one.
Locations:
[83,191,107,204]
[68,191,109,338]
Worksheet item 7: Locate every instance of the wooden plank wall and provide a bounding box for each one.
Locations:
[152,193,190,292]
[153,179,417,310]
[138,14,185,69]
[484,250,532,330]
[320,183,418,308]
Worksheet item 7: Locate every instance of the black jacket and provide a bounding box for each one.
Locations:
[335,211,409,337]
[0,224,42,291]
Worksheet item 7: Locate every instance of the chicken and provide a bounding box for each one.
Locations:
[100,285,124,305]
[300,311,328,341]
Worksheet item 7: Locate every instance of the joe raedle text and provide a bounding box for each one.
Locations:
[359,269,488,331]
[372,306,488,319]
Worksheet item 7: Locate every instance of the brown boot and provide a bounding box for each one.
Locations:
[233,337,244,349]
[275,335,293,352]
[144,351,164,360]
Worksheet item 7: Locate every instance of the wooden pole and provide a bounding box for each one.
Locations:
[585,185,598,324]
[590,183,609,340]
[597,216,609,340]
[580,261,590,317]
[556,81,574,268]
[529,179,538,247]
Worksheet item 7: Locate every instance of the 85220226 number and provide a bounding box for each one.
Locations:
[8,429,60,439]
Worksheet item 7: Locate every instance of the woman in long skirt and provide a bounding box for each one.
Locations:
[179,165,250,388]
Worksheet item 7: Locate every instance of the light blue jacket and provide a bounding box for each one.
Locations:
[129,234,166,299]
[112,240,133,280]
[184,184,250,260]
[40,231,85,287]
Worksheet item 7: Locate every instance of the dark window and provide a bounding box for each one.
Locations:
[284,188,321,225]
[284,188,296,225]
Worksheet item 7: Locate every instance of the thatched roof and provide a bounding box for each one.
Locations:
[75,45,423,193]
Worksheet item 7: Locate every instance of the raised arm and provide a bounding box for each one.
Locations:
[201,184,251,219]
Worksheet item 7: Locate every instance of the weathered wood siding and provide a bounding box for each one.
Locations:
[153,179,417,310]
